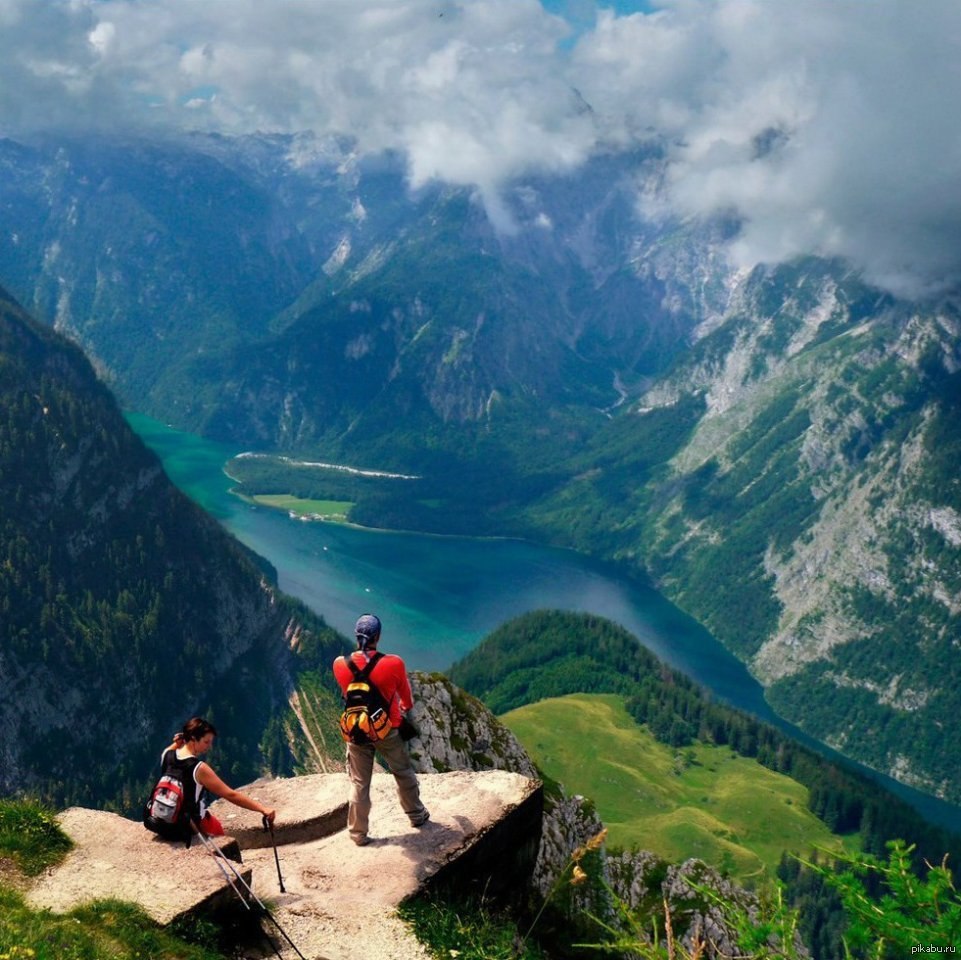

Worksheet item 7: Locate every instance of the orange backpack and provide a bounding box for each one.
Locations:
[339,653,392,744]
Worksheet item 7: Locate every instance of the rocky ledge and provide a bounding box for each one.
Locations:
[25,769,542,960]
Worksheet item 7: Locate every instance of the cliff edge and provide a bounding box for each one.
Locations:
[25,769,542,960]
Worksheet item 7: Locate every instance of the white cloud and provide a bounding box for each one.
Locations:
[87,20,115,56]
[0,0,960,297]
[572,1,961,297]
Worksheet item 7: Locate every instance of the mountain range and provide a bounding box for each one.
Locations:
[0,131,958,805]
[0,283,342,806]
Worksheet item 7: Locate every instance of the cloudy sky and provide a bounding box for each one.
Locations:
[2,0,960,297]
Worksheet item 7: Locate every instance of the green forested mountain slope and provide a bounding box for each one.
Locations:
[0,136,317,411]
[0,286,342,808]
[450,611,960,867]
[0,137,718,467]
[527,263,961,803]
[199,184,701,462]
[452,610,961,960]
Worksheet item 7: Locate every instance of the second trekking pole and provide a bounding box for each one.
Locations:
[264,814,286,893]
[196,828,306,960]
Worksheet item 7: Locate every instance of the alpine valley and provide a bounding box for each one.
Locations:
[1,130,959,811]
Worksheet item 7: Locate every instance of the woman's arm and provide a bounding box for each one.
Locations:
[195,763,276,824]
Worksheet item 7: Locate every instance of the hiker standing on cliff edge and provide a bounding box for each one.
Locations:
[333,614,430,846]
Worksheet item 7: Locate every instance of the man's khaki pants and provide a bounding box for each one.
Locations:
[346,728,428,842]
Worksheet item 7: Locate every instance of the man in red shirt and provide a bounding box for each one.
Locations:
[333,614,430,845]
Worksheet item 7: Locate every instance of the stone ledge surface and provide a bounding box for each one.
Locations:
[239,770,541,960]
[209,772,348,848]
[25,808,249,925]
[23,770,542,960]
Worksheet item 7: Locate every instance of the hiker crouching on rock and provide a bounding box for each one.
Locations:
[159,717,276,837]
[333,614,430,846]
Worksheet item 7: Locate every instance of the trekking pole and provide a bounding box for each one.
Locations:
[197,830,284,960]
[191,821,253,910]
[195,828,307,960]
[195,831,284,960]
[202,834,253,911]
[263,814,286,893]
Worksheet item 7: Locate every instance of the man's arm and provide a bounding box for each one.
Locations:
[332,655,349,694]
[393,657,414,712]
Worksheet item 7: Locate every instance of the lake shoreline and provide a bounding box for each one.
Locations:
[229,476,961,831]
[226,477,546,545]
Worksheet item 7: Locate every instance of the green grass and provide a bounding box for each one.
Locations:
[0,889,227,960]
[397,894,548,960]
[0,801,229,959]
[251,493,353,520]
[500,694,854,882]
[0,800,72,876]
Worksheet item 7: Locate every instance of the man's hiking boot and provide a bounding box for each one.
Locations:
[351,833,370,846]
[410,811,430,827]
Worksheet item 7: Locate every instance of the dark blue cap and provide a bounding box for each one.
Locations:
[355,614,382,645]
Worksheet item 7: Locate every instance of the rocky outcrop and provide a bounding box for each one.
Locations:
[533,790,605,898]
[407,673,538,778]
[25,808,250,925]
[406,673,600,897]
[401,673,775,959]
[25,770,542,960]
[603,852,793,959]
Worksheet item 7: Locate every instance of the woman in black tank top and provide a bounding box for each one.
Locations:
[165,717,277,834]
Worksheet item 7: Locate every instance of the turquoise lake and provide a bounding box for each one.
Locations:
[126,414,771,702]
[128,413,961,831]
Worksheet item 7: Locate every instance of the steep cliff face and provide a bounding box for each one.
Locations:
[0,287,334,804]
[656,275,960,799]
[406,673,605,898]
[542,260,961,800]
[405,673,538,778]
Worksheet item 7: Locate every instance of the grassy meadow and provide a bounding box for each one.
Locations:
[251,493,353,521]
[501,693,855,882]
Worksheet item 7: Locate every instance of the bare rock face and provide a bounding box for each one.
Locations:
[600,853,806,960]
[407,672,601,898]
[533,791,606,898]
[25,770,542,960]
[406,672,538,778]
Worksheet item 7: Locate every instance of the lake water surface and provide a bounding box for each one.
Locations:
[127,415,770,697]
[128,413,961,831]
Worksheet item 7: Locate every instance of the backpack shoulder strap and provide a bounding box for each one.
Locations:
[162,752,202,811]
[347,651,384,681]
[345,656,363,680]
